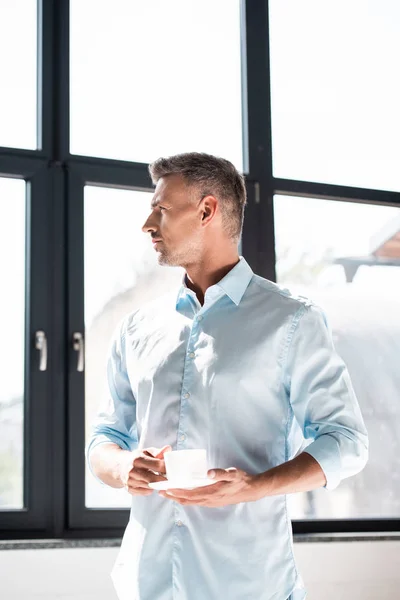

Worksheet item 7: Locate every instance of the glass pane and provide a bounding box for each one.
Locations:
[70,0,244,170]
[274,195,400,519]
[269,1,400,191]
[84,186,184,508]
[0,1,37,149]
[0,178,25,509]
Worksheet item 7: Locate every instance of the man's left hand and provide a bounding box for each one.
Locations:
[158,467,266,507]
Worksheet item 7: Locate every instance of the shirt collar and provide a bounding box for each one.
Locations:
[176,255,253,308]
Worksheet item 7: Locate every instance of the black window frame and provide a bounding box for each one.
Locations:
[0,0,399,540]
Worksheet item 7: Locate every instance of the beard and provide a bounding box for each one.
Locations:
[156,238,200,268]
[155,243,178,267]
[157,250,184,268]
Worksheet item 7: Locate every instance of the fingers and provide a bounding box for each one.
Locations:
[125,483,154,497]
[125,469,166,496]
[164,481,224,500]
[155,445,172,458]
[133,454,167,474]
[159,493,205,505]
[143,449,157,457]
[121,448,171,497]
[130,467,167,485]
[207,468,238,481]
[143,445,172,459]
[123,448,170,499]
[133,446,171,477]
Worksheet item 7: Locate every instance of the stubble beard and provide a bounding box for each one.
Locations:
[156,240,200,269]
[156,244,178,267]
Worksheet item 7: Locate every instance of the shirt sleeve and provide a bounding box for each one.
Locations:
[284,302,369,490]
[85,316,138,482]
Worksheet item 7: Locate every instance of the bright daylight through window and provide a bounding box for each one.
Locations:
[0,178,25,510]
[70,0,244,170]
[274,196,400,519]
[84,186,184,508]
[0,1,37,150]
[269,0,400,192]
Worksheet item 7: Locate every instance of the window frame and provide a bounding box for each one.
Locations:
[0,158,52,535]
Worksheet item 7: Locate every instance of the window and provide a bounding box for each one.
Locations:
[0,1,37,149]
[0,178,26,509]
[84,186,183,508]
[274,196,400,519]
[1,0,399,539]
[70,0,244,169]
[269,0,400,192]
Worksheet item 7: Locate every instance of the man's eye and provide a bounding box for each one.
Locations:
[159,206,166,211]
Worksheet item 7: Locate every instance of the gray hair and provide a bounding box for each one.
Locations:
[148,152,247,241]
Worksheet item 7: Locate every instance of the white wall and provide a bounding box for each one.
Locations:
[296,541,400,599]
[1,542,399,599]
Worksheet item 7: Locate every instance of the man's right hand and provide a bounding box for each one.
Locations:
[119,445,171,496]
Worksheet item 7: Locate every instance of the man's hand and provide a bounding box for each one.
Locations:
[120,445,171,496]
[158,453,328,505]
[158,467,264,507]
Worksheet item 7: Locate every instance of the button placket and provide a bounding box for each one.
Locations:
[177,312,202,454]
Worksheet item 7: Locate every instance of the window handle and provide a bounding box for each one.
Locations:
[35,330,47,372]
[72,332,85,372]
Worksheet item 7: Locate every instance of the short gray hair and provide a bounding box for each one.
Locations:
[148,152,247,241]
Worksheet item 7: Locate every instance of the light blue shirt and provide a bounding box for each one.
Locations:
[87,256,368,600]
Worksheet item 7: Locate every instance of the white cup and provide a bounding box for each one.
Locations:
[164,449,208,481]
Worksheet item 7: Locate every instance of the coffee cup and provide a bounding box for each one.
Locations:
[164,449,208,482]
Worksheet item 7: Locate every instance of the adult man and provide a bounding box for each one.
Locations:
[86,152,368,600]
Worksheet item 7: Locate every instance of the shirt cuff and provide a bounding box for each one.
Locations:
[302,433,341,491]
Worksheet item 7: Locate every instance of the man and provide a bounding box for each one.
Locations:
[86,152,368,600]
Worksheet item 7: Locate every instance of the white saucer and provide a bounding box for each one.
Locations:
[149,477,217,491]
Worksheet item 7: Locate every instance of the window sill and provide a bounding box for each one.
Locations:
[1,533,400,550]
[293,532,400,543]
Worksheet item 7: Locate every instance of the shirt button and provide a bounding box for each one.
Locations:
[196,315,203,321]
[179,434,186,441]
[189,352,195,358]
[183,392,190,399]
[176,520,183,527]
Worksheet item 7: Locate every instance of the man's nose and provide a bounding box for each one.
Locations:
[142,215,156,233]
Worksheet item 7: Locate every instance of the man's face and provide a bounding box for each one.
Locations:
[142,174,204,267]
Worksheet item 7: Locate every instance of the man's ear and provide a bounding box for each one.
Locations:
[200,195,217,222]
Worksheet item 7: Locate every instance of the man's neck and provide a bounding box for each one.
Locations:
[184,254,240,306]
